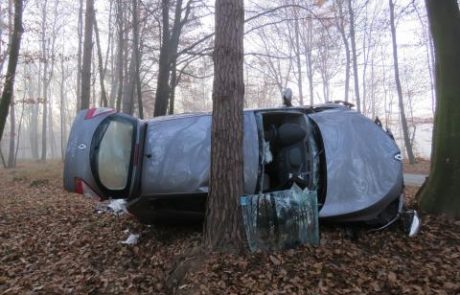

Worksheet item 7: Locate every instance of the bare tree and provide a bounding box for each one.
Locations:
[80,0,94,110]
[0,0,23,145]
[348,0,361,112]
[389,0,416,164]
[153,0,193,117]
[335,0,351,102]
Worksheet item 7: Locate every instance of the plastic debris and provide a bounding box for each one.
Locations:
[262,140,273,164]
[241,184,319,252]
[120,233,140,245]
[94,199,128,215]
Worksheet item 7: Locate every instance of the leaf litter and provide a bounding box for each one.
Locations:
[0,161,459,294]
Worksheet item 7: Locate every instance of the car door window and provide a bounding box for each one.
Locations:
[97,119,134,190]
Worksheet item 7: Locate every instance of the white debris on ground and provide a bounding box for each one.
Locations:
[94,199,128,215]
[120,233,140,245]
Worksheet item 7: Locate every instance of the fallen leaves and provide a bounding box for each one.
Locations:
[1,161,459,294]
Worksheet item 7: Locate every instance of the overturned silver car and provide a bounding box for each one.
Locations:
[64,103,419,234]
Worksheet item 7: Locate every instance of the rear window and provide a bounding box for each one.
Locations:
[96,119,134,190]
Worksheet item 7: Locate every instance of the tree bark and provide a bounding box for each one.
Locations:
[389,0,416,164]
[419,0,460,218]
[0,0,23,144]
[204,0,245,250]
[80,0,94,110]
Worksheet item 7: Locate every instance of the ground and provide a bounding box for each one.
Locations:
[0,161,459,294]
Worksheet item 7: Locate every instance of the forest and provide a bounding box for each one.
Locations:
[0,0,435,164]
[1,0,460,294]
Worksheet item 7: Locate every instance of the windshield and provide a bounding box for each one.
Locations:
[96,119,134,190]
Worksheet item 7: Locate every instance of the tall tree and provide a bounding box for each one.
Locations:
[204,0,245,250]
[153,0,192,117]
[0,0,23,144]
[348,0,361,112]
[419,0,460,218]
[80,0,94,110]
[335,0,351,103]
[389,0,416,164]
[76,0,84,111]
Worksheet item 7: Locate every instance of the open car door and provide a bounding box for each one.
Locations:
[64,108,144,200]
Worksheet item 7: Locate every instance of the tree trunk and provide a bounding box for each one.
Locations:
[80,0,94,110]
[0,0,23,144]
[40,0,48,161]
[154,0,191,117]
[204,0,245,250]
[94,15,108,107]
[168,60,177,115]
[348,0,360,112]
[115,0,124,111]
[389,0,416,164]
[7,99,15,167]
[293,16,303,105]
[154,0,172,117]
[76,0,83,111]
[60,56,67,160]
[419,0,460,218]
[336,0,350,103]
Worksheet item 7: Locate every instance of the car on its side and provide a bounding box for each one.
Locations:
[64,103,419,234]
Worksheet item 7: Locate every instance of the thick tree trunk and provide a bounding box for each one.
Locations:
[348,0,360,112]
[0,0,23,144]
[154,0,172,117]
[204,0,245,250]
[389,0,416,164]
[419,0,460,218]
[80,0,94,110]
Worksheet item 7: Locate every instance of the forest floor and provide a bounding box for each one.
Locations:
[1,161,459,294]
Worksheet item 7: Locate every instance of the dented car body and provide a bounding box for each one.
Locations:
[64,104,418,232]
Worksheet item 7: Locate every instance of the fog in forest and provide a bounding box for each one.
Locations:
[0,0,435,165]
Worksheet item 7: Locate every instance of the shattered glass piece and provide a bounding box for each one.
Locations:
[241,184,319,252]
[107,199,128,215]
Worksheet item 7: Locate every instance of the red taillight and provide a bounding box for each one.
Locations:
[84,107,115,120]
[74,178,84,194]
[74,178,101,200]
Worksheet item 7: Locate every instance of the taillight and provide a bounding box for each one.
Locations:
[84,107,115,120]
[74,178,84,194]
[74,178,101,200]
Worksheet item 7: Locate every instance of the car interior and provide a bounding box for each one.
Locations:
[260,112,314,192]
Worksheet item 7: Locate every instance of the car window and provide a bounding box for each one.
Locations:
[97,119,134,190]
